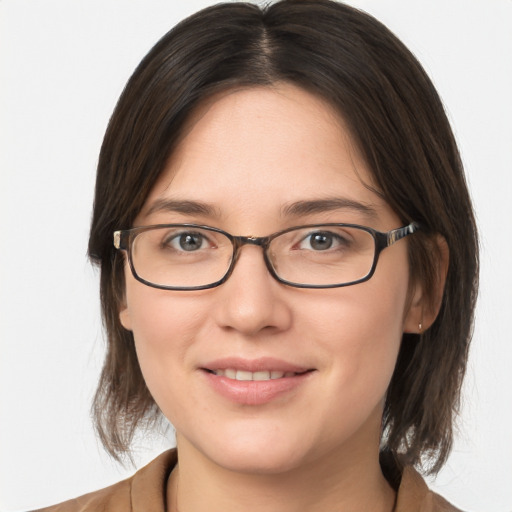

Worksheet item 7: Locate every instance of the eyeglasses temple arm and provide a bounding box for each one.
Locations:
[113,230,129,250]
[387,222,420,246]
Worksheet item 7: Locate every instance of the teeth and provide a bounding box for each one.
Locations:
[253,371,270,381]
[212,369,295,381]
[225,369,236,379]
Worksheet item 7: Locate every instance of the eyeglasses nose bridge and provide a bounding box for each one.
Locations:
[229,234,274,273]
[232,234,271,250]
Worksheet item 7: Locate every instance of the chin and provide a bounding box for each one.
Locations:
[212,445,306,475]
[185,426,310,476]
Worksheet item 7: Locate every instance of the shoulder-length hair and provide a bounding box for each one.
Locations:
[88,0,478,476]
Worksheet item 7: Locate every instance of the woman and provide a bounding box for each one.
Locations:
[36,1,478,510]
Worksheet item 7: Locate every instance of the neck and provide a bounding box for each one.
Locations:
[167,437,396,512]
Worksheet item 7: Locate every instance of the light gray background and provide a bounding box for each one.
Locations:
[1,1,511,511]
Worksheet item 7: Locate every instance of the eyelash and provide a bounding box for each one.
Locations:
[162,231,211,252]
[295,231,352,251]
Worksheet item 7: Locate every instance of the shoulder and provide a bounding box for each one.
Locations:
[396,466,463,512]
[32,450,177,512]
[32,478,131,512]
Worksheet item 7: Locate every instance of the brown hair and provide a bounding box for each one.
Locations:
[88,0,478,476]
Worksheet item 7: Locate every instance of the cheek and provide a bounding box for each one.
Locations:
[124,270,207,340]
[302,267,409,399]
[122,280,207,404]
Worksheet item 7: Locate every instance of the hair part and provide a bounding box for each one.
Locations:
[88,0,478,475]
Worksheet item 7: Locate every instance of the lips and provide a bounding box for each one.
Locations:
[210,369,300,381]
[202,356,311,374]
[201,357,315,405]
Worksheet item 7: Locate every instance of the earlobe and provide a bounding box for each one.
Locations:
[403,285,425,334]
[404,235,449,334]
[119,304,133,331]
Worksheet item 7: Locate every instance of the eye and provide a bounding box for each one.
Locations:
[298,231,346,251]
[165,231,208,252]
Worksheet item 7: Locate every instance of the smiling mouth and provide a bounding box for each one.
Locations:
[205,369,312,381]
[202,362,315,404]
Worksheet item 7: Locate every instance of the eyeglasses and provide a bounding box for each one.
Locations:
[113,222,419,290]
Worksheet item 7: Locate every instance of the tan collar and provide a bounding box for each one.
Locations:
[394,466,462,512]
[40,449,460,512]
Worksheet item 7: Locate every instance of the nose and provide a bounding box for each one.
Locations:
[212,245,293,337]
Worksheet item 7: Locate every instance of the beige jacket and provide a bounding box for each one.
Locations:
[34,450,462,512]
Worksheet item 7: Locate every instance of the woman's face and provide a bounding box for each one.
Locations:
[120,84,422,474]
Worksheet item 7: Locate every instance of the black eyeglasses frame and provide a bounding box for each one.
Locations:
[113,222,419,291]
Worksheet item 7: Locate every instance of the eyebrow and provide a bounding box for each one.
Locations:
[145,199,220,218]
[281,197,379,219]
[144,197,378,221]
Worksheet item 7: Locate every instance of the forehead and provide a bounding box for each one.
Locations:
[138,84,394,229]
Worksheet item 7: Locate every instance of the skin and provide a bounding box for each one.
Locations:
[119,83,428,512]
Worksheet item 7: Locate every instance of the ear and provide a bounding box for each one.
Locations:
[403,235,449,334]
[119,301,133,331]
